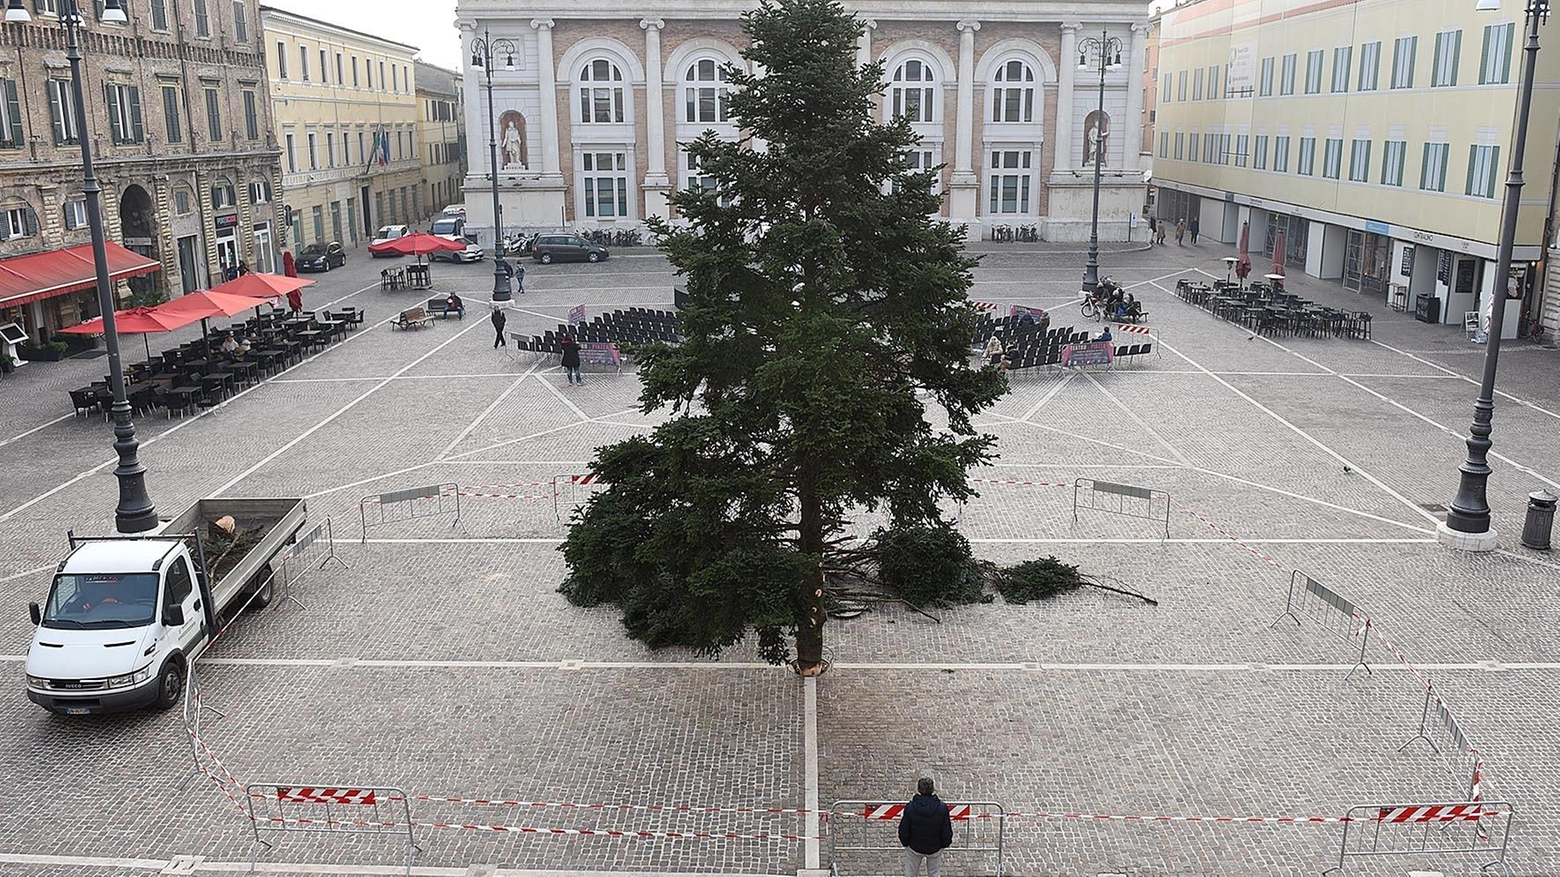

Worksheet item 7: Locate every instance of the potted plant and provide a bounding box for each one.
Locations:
[0,353,13,374]
[17,342,65,362]
[52,332,96,355]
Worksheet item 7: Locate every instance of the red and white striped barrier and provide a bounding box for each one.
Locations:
[1114,323,1154,336]
[972,300,1001,311]
[1373,803,1486,824]
[858,803,972,820]
[969,478,1070,489]
[278,787,379,806]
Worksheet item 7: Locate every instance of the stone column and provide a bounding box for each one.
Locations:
[1054,23,1079,175]
[856,18,876,69]
[948,20,980,229]
[533,19,560,176]
[642,18,672,220]
[1123,23,1149,171]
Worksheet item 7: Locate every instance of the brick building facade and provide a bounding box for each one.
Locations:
[453,0,1147,246]
[0,0,283,341]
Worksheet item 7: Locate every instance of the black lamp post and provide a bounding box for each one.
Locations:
[1077,30,1123,296]
[1442,0,1549,547]
[6,0,158,533]
[470,27,518,303]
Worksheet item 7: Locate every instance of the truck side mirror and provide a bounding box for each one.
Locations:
[162,605,185,628]
[28,602,40,626]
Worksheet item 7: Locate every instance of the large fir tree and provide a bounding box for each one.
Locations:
[559,0,1007,673]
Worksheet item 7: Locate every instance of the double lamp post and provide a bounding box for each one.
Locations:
[469,28,518,304]
[1077,30,1123,297]
[5,0,158,533]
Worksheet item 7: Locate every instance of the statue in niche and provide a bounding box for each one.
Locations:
[1083,110,1110,167]
[499,110,528,170]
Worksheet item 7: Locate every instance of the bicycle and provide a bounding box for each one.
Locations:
[1517,310,1547,341]
[1080,297,1103,321]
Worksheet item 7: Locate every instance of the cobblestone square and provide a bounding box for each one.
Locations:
[1,242,1557,877]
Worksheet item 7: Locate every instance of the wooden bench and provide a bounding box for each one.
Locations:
[394,306,433,330]
[427,297,465,320]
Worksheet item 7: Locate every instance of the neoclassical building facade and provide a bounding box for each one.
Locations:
[453,0,1148,244]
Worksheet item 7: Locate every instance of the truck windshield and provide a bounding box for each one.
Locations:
[42,573,159,629]
[431,219,459,235]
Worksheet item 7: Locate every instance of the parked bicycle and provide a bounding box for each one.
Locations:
[988,224,1040,243]
[1517,310,1547,342]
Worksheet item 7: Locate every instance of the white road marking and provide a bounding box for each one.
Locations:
[0,412,74,449]
[1082,370,1194,466]
[436,360,544,460]
[1369,337,1560,421]
[803,677,820,870]
[1018,372,1076,421]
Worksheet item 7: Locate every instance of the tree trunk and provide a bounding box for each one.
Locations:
[795,461,828,676]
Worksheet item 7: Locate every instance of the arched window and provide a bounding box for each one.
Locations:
[579,59,625,123]
[684,58,730,124]
[991,59,1035,123]
[890,58,936,123]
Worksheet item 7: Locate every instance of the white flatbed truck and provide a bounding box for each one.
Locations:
[24,497,306,715]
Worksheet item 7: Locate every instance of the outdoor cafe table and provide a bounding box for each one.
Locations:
[296,329,326,353]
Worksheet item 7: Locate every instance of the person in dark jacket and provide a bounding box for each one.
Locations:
[897,777,953,877]
[490,304,507,348]
[560,332,582,384]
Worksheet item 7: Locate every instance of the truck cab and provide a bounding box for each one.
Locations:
[26,540,205,715]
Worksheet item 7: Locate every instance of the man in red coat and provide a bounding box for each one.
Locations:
[282,250,297,278]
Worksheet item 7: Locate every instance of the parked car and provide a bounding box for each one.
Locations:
[441,204,466,218]
[370,224,410,257]
[295,241,346,272]
[532,233,609,264]
[430,233,485,263]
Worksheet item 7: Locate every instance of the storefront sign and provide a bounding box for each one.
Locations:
[1438,251,1453,283]
[1061,341,1114,368]
[122,236,153,247]
[1400,246,1414,277]
[215,214,239,231]
[1227,42,1257,92]
[1365,220,1391,236]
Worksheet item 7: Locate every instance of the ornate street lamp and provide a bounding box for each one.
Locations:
[1077,30,1123,296]
[1441,0,1549,549]
[6,0,158,533]
[470,27,518,303]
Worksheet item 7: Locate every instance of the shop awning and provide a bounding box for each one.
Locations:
[0,242,161,310]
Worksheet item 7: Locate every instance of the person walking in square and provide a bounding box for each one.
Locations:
[1146,214,1157,243]
[1156,220,1167,245]
[1190,217,1200,244]
[1175,218,1186,246]
[490,304,507,349]
[560,332,582,384]
[898,778,953,877]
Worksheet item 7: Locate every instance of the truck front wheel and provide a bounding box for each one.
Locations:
[153,661,184,711]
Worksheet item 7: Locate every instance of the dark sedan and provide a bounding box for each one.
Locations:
[296,242,346,272]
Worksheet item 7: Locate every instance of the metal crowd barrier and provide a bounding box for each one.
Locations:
[246,782,420,876]
[1398,683,1484,799]
[273,517,348,609]
[827,800,1004,877]
[1072,478,1171,538]
[359,483,460,543]
[551,472,607,523]
[1322,800,1513,877]
[1270,570,1371,680]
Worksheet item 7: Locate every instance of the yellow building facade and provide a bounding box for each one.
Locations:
[259,7,423,253]
[1155,0,1559,332]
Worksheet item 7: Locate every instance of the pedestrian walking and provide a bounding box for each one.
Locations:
[282,250,297,278]
[514,261,526,294]
[897,778,953,877]
[1175,218,1186,246]
[1147,215,1157,243]
[490,304,507,349]
[561,332,582,384]
[1190,217,1200,244]
[285,288,304,315]
[1156,221,1167,245]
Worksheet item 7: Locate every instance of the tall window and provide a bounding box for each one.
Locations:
[48,78,78,144]
[276,41,288,79]
[1159,131,1168,158]
[1304,50,1324,93]
[991,59,1035,123]
[320,49,329,85]
[239,89,257,140]
[579,58,625,123]
[1298,136,1316,175]
[64,200,87,230]
[300,46,310,81]
[1235,133,1249,167]
[1252,134,1269,170]
[1381,140,1406,186]
[891,59,936,123]
[150,0,168,30]
[105,82,143,145]
[1258,56,1275,96]
[204,86,221,142]
[1358,41,1381,90]
[351,56,359,87]
[1392,36,1417,88]
[1,205,37,240]
[1207,64,1220,99]
[0,79,23,148]
[1162,72,1171,101]
[986,149,1032,214]
[1323,137,1343,178]
[211,182,236,209]
[232,1,247,41]
[1467,145,1500,197]
[1331,46,1352,92]
[1174,131,1184,160]
[284,131,296,172]
[307,131,317,169]
[1192,67,1204,100]
[1348,139,1371,182]
[1480,23,1514,84]
[1177,69,1187,100]
[193,0,209,37]
[1280,53,1297,95]
[1420,142,1449,191]
[1274,134,1290,172]
[684,59,730,124]
[336,53,344,85]
[581,151,629,218]
[1188,132,1200,163]
[1432,30,1462,86]
[391,64,398,92]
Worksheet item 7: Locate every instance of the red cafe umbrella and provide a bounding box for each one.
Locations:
[210,272,314,299]
[59,305,203,362]
[159,290,281,347]
[1236,221,1253,284]
[1271,229,1287,278]
[368,232,466,282]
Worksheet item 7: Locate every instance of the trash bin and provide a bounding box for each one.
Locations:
[1521,490,1557,550]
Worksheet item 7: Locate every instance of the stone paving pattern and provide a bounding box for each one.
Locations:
[0,241,1557,876]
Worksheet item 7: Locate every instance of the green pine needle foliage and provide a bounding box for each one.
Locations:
[557,0,1007,665]
[870,523,986,609]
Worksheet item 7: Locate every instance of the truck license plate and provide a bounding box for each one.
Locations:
[64,707,91,715]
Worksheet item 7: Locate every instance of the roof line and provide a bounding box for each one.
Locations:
[257,5,422,53]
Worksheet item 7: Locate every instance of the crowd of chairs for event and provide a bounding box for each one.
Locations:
[511,307,682,360]
[67,307,363,419]
[1175,278,1373,340]
[972,313,1154,372]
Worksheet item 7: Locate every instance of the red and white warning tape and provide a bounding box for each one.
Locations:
[969,478,1071,489]
[408,795,810,816]
[1183,506,1289,574]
